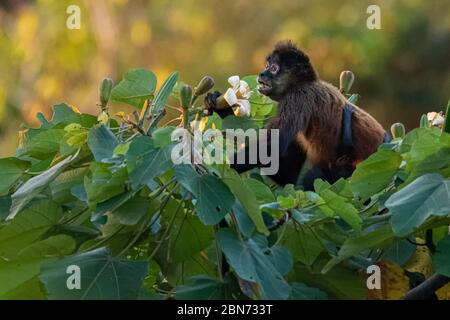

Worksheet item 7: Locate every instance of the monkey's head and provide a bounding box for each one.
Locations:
[257,41,317,101]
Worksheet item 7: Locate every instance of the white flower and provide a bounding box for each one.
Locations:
[223,88,238,106]
[228,76,240,89]
[223,75,252,117]
[427,111,445,127]
[233,99,251,117]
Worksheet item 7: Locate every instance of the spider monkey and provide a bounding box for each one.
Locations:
[205,40,389,190]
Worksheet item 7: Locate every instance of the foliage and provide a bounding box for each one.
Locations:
[0,68,449,300]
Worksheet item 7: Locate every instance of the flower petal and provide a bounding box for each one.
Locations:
[234,99,251,117]
[239,80,252,99]
[228,75,240,90]
[427,112,438,121]
[223,88,238,106]
[432,114,445,126]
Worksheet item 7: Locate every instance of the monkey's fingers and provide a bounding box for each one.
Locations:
[204,91,222,116]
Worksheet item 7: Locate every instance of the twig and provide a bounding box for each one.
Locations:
[403,274,450,300]
[163,117,182,126]
[213,225,224,282]
[146,110,167,135]
[148,198,183,261]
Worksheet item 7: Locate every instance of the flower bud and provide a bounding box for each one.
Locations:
[99,78,113,108]
[420,114,429,128]
[390,122,405,139]
[339,70,355,93]
[194,76,215,96]
[180,84,193,109]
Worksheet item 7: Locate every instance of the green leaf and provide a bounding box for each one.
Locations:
[88,125,119,162]
[0,235,75,297]
[289,282,328,300]
[350,149,402,198]
[222,116,258,130]
[153,126,176,148]
[433,235,450,277]
[126,136,173,189]
[113,142,130,156]
[380,239,416,266]
[84,162,128,205]
[0,200,62,259]
[218,229,290,300]
[280,221,324,266]
[386,174,450,237]
[175,165,235,225]
[319,188,362,233]
[403,128,449,170]
[92,190,138,221]
[1,276,46,300]
[244,178,275,204]
[322,225,394,273]
[269,245,293,276]
[222,168,269,235]
[112,194,152,225]
[111,69,157,108]
[8,151,79,220]
[0,195,11,222]
[150,71,179,114]
[59,128,88,156]
[290,263,366,300]
[159,210,214,263]
[407,148,450,183]
[40,247,148,300]
[176,276,234,300]
[0,157,30,195]
[157,253,216,286]
[24,129,66,159]
[49,103,97,127]
[277,195,297,209]
[50,167,88,204]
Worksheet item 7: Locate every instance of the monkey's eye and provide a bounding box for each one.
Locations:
[269,64,279,74]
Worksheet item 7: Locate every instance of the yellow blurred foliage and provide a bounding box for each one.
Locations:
[36,75,60,100]
[0,87,6,121]
[16,9,39,56]
[131,20,152,47]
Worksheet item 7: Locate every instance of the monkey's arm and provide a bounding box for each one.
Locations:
[203,91,307,185]
[230,136,306,185]
[204,91,234,118]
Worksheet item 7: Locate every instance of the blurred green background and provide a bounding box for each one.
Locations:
[0,0,449,156]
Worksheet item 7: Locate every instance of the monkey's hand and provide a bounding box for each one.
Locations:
[204,91,234,118]
[204,91,221,115]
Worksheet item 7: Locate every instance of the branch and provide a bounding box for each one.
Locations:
[403,274,450,300]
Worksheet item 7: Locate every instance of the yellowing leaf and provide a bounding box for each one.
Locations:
[97,111,109,125]
[404,244,433,277]
[367,262,410,300]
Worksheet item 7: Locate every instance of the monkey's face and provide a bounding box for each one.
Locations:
[257,55,293,101]
[258,43,317,101]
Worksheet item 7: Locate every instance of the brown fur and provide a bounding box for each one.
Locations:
[270,80,385,170]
